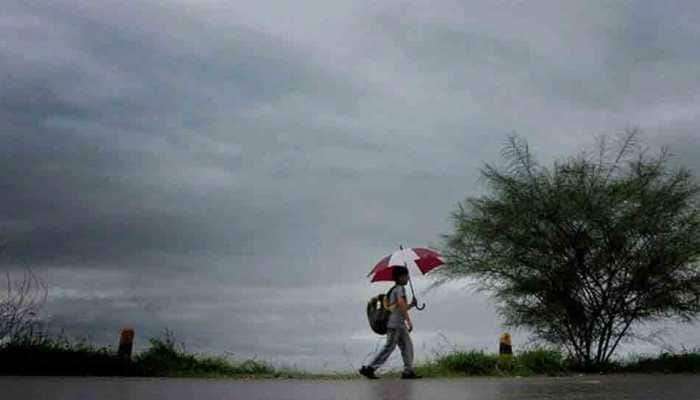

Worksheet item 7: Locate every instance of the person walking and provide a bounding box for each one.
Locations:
[360,266,422,379]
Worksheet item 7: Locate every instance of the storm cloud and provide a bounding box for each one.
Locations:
[2,0,699,370]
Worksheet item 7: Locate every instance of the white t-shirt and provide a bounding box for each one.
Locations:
[386,285,407,329]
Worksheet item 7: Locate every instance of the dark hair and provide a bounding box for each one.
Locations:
[392,266,409,282]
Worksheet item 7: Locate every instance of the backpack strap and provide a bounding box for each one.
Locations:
[383,285,399,310]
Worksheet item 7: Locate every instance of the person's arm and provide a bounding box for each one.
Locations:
[396,295,413,332]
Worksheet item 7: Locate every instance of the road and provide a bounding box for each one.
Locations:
[2,375,699,400]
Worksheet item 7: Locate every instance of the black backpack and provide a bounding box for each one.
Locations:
[366,286,397,335]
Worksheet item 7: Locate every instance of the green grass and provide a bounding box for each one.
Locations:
[516,348,567,375]
[415,348,567,377]
[416,348,700,377]
[2,332,699,378]
[0,331,291,378]
[427,350,499,376]
[0,330,362,379]
[620,351,700,374]
[133,334,277,377]
[0,333,129,376]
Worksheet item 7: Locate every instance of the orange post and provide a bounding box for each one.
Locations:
[118,328,135,359]
[499,332,512,355]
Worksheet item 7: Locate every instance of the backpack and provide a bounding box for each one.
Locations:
[366,286,397,335]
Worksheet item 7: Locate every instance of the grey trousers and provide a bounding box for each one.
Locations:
[369,326,414,372]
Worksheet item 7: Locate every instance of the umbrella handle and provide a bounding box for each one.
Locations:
[407,273,426,311]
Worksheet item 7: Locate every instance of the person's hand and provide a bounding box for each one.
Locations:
[406,320,413,333]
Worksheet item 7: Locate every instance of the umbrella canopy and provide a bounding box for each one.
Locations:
[368,247,444,282]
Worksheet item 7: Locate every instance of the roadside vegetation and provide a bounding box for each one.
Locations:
[619,351,700,374]
[414,348,700,377]
[0,330,289,378]
[415,348,568,377]
[1,330,699,378]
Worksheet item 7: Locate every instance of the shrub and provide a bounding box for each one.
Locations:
[0,332,127,376]
[133,331,275,377]
[516,348,566,375]
[625,351,700,373]
[435,350,499,375]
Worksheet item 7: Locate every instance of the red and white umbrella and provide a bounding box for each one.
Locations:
[367,246,444,310]
[368,247,444,282]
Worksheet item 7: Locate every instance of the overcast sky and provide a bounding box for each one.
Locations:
[2,0,700,371]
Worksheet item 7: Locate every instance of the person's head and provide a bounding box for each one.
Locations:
[392,266,409,285]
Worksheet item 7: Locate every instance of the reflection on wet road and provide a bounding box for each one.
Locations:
[2,375,699,400]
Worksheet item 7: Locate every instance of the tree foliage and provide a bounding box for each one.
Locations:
[441,130,700,368]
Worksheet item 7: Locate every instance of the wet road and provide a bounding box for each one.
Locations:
[2,375,699,400]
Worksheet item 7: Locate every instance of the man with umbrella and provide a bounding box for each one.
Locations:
[359,247,443,380]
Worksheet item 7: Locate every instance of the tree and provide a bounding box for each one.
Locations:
[0,268,47,342]
[440,130,700,369]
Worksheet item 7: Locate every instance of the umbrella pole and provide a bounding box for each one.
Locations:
[400,247,426,310]
[407,271,426,311]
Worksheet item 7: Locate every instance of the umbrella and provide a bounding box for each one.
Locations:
[367,246,444,310]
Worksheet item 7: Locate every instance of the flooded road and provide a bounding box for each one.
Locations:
[2,375,699,400]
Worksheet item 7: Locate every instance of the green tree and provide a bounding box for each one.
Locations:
[441,130,700,369]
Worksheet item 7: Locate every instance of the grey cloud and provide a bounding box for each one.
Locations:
[1,0,371,279]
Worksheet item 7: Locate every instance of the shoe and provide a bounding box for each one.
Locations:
[401,371,422,379]
[359,366,379,379]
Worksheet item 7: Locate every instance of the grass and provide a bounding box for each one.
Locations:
[133,332,277,378]
[1,331,699,378]
[0,333,129,376]
[415,348,567,377]
[415,348,700,377]
[0,331,292,378]
[619,351,700,374]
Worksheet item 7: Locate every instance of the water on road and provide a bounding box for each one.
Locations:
[2,375,699,400]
